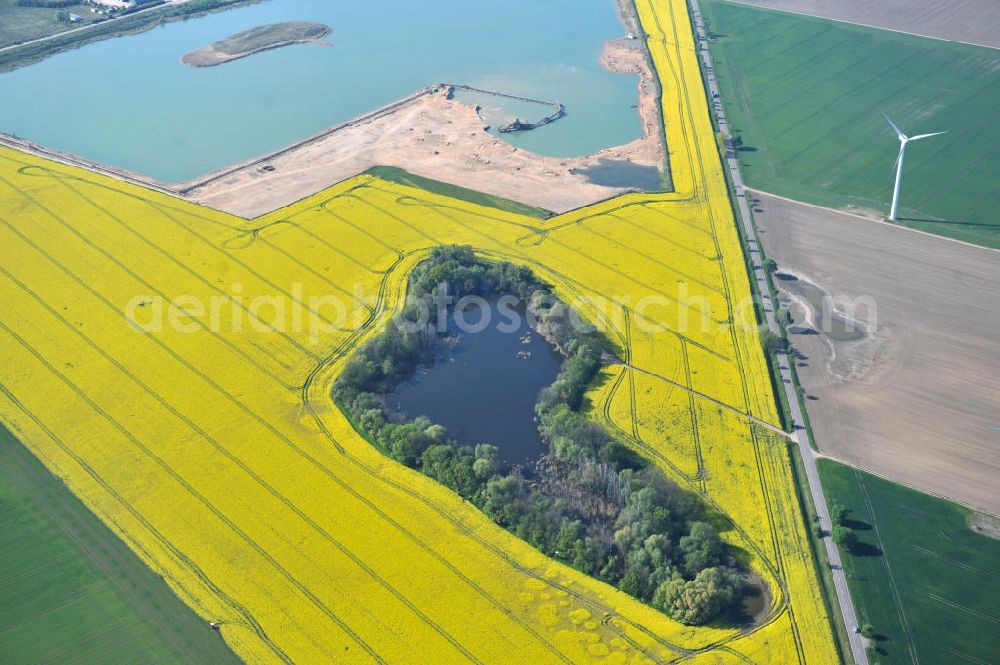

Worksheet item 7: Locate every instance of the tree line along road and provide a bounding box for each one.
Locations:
[686,0,870,663]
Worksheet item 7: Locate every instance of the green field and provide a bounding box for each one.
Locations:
[0,1,102,48]
[701,0,1000,248]
[818,460,1000,665]
[366,165,555,219]
[0,0,253,72]
[0,427,241,664]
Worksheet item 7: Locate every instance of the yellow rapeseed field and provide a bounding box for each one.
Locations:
[0,0,837,662]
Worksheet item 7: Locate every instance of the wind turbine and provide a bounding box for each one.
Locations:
[883,113,946,221]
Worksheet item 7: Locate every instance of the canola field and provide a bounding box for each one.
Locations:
[0,0,837,662]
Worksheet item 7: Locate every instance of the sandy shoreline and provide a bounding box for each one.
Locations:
[185,18,665,217]
[181,37,331,67]
[5,0,666,219]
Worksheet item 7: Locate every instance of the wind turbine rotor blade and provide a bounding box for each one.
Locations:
[882,112,905,139]
[908,131,947,141]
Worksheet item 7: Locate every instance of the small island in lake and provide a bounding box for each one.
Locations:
[181,21,331,68]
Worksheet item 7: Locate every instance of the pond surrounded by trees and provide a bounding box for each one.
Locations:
[334,246,752,626]
[390,301,561,466]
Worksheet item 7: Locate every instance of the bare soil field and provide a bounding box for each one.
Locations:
[753,192,1000,513]
[726,0,1000,48]
[185,38,663,218]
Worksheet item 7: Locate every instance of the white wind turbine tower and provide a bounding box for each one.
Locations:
[883,113,946,221]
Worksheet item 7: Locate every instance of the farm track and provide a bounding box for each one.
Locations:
[6,164,678,663]
[298,191,755,659]
[0,383,296,663]
[0,0,838,662]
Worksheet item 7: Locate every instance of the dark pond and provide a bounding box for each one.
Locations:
[570,158,664,190]
[390,301,562,465]
[739,585,766,624]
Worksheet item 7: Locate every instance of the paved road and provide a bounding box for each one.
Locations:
[687,1,869,663]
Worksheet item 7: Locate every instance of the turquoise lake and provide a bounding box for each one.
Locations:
[0,0,641,183]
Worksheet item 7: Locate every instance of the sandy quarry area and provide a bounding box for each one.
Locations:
[184,37,663,218]
[727,0,1000,49]
[753,192,1000,514]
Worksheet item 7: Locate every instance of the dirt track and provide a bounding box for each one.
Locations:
[726,0,1000,49]
[753,191,1000,513]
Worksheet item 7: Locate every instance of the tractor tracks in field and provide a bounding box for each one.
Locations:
[0,2,808,653]
[1,154,782,665]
